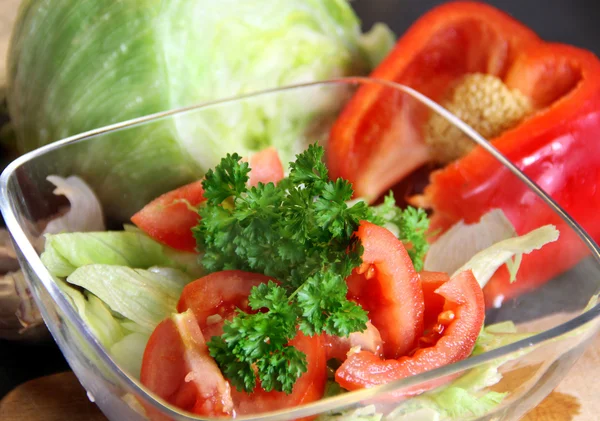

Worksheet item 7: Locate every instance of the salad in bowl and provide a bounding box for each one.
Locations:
[2,78,599,421]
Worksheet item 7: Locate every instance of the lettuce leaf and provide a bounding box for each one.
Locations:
[41,231,202,278]
[110,331,151,379]
[453,225,559,288]
[66,264,191,331]
[56,278,125,348]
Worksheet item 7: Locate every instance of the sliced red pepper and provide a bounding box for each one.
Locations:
[328,1,600,304]
[347,221,424,359]
[335,270,484,395]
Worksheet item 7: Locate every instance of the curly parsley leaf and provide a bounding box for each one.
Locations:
[297,271,368,337]
[370,193,430,271]
[196,145,429,393]
[201,153,249,205]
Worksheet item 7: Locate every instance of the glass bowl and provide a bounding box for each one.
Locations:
[1,78,599,421]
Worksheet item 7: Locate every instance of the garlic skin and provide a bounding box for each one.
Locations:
[0,175,105,341]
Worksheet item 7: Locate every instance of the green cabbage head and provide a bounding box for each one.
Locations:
[7,0,393,220]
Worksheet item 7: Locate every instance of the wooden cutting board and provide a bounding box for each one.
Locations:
[1,332,598,421]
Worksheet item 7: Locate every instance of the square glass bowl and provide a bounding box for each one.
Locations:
[1,78,600,421]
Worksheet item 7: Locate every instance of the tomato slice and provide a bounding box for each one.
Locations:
[231,332,327,417]
[177,270,327,417]
[140,310,234,418]
[177,270,273,338]
[132,148,284,252]
[335,270,485,395]
[347,221,424,359]
[131,180,206,252]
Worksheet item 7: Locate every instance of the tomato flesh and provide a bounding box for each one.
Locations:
[140,310,234,418]
[177,270,273,338]
[176,270,327,417]
[324,321,384,361]
[419,271,450,330]
[132,148,285,252]
[131,180,206,252]
[347,221,424,358]
[336,270,484,395]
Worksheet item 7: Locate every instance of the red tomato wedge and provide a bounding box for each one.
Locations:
[248,147,285,187]
[140,310,234,419]
[231,332,327,417]
[346,221,424,359]
[335,270,485,395]
[177,270,273,338]
[131,148,285,252]
[419,271,450,330]
[131,180,206,252]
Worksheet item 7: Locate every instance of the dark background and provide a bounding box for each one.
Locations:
[353,0,600,54]
[2,0,600,400]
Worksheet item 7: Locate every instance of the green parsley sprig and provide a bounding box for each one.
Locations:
[370,194,430,271]
[193,144,429,394]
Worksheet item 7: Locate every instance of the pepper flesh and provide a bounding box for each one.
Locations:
[328,1,600,304]
[423,42,600,303]
[327,1,540,202]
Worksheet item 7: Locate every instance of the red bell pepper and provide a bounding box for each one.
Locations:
[327,1,600,304]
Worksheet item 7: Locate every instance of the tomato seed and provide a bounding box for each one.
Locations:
[365,265,376,280]
[437,310,455,325]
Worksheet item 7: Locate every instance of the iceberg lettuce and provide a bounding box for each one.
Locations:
[7,0,393,220]
[66,264,191,331]
[41,231,202,278]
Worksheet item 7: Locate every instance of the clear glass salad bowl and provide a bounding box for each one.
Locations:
[1,78,599,421]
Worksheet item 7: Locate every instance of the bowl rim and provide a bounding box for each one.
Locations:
[2,76,600,420]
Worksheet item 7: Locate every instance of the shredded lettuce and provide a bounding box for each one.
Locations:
[57,277,151,376]
[453,225,559,288]
[424,209,517,275]
[318,405,382,421]
[66,264,191,332]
